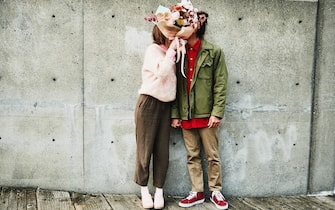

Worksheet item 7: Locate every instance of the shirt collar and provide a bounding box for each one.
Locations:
[186,38,201,51]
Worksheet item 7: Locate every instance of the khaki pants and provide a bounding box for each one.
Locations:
[134,95,171,188]
[182,127,222,192]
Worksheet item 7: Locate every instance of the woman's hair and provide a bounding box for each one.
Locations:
[196,11,208,39]
[152,25,167,45]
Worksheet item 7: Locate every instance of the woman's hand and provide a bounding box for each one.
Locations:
[171,118,182,128]
[168,38,181,51]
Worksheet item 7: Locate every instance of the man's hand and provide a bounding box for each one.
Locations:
[208,116,221,128]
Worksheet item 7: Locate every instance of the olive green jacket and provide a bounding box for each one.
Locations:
[171,39,228,120]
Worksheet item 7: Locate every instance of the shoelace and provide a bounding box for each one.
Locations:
[212,191,225,201]
[186,191,197,199]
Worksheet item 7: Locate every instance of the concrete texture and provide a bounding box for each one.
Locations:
[308,0,335,194]
[0,0,334,197]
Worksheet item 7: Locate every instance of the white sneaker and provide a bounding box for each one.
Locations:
[141,192,153,209]
[154,191,164,209]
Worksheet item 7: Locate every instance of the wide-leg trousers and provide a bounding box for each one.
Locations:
[182,127,223,192]
[134,94,171,188]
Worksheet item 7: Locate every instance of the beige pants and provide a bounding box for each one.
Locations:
[182,127,222,192]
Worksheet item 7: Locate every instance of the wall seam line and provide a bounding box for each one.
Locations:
[307,0,322,195]
[81,0,86,188]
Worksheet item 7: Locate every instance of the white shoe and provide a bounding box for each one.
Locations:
[141,192,154,209]
[154,191,164,209]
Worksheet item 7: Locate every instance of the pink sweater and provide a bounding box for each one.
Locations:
[138,44,177,102]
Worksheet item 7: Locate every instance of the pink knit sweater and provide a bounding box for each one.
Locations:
[138,44,177,102]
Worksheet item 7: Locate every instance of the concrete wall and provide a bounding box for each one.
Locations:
[0,0,334,197]
[308,0,335,194]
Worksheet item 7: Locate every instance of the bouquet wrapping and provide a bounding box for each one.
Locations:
[145,0,199,77]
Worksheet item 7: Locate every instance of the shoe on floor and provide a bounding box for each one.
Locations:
[178,191,205,208]
[210,191,228,209]
[141,192,153,209]
[154,191,164,209]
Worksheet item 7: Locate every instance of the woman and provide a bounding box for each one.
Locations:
[134,24,179,209]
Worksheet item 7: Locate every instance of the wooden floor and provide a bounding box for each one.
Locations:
[0,187,334,210]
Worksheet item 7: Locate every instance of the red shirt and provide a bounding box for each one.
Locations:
[181,39,209,129]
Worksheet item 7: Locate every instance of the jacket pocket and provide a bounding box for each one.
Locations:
[194,79,213,115]
[198,60,213,79]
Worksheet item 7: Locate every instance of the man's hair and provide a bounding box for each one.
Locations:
[196,11,208,39]
[152,25,167,45]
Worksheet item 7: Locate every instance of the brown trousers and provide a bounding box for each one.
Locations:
[182,127,223,192]
[134,94,171,188]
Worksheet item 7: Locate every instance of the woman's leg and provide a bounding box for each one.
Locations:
[134,95,159,186]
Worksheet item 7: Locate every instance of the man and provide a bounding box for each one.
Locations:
[171,11,229,210]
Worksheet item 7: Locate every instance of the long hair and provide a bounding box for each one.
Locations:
[196,11,208,39]
[152,25,167,45]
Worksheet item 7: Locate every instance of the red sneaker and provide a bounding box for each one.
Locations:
[179,191,205,208]
[210,191,228,209]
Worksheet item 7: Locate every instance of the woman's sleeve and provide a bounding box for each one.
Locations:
[142,44,176,79]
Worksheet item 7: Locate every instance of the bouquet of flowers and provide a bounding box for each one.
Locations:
[144,0,199,77]
[145,0,198,39]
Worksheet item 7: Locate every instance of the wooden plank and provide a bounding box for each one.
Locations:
[37,189,74,210]
[104,194,143,210]
[0,187,334,210]
[6,188,37,210]
[0,187,20,209]
[0,187,9,209]
[71,192,111,210]
[297,196,335,210]
[7,188,18,209]
[274,196,306,210]
[14,188,28,210]
[243,197,297,210]
[231,197,263,210]
[227,197,256,210]
[272,196,310,210]
[272,196,331,210]
[314,195,335,208]
[0,187,37,210]
[26,188,37,210]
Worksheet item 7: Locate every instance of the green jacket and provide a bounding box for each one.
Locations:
[171,39,228,120]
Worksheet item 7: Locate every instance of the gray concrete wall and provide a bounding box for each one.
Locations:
[308,0,335,194]
[0,0,334,197]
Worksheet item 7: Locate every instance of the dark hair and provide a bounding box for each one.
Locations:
[152,25,167,45]
[196,11,208,39]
